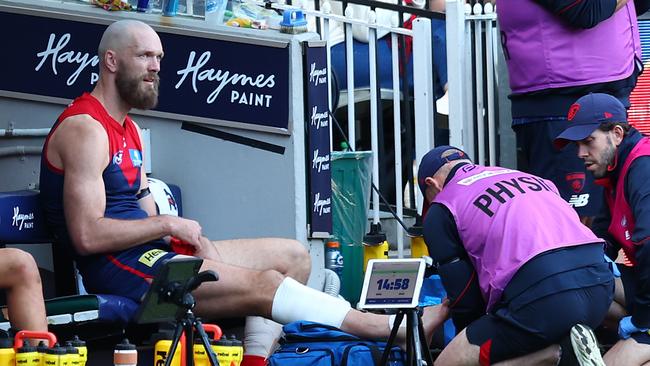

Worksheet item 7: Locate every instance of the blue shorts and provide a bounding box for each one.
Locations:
[466,245,614,364]
[513,117,603,217]
[77,241,177,302]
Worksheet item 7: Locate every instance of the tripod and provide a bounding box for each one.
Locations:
[162,270,221,366]
[379,307,434,366]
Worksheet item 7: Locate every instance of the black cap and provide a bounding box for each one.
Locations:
[363,223,386,246]
[554,93,628,149]
[115,338,136,351]
[37,341,49,353]
[229,335,242,346]
[213,336,231,346]
[17,345,36,353]
[70,336,86,347]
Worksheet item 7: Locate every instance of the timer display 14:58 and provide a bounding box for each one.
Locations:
[376,278,410,291]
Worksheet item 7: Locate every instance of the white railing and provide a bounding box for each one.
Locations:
[281,0,501,255]
[446,0,499,165]
[282,1,436,256]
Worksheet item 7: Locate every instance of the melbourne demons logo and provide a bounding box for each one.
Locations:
[112,150,123,165]
[566,172,586,193]
[568,103,580,121]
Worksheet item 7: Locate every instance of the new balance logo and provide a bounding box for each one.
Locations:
[568,194,590,208]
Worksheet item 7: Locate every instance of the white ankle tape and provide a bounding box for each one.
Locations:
[271,277,351,328]
[244,316,283,357]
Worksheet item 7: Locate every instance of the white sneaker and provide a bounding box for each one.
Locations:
[570,324,605,366]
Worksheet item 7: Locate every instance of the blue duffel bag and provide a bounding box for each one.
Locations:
[268,321,406,366]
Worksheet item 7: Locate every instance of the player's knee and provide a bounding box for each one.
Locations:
[254,269,286,297]
[277,239,310,280]
[6,249,40,286]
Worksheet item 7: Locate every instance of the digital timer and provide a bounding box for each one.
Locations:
[358,258,426,309]
[376,278,410,291]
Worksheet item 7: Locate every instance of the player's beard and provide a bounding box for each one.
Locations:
[116,67,160,110]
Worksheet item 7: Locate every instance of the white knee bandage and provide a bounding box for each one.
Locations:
[271,277,352,328]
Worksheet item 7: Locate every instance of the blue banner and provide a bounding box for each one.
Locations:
[0,10,290,132]
[304,42,332,237]
[0,191,50,244]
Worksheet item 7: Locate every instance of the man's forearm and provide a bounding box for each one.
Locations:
[69,215,171,256]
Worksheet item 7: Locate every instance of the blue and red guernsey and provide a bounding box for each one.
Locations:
[40,93,147,255]
[603,138,650,265]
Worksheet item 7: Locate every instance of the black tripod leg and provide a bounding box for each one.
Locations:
[416,311,434,366]
[194,319,221,366]
[185,316,195,366]
[409,310,427,366]
[165,320,185,366]
[380,311,405,366]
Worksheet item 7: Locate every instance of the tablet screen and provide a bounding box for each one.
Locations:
[358,258,426,309]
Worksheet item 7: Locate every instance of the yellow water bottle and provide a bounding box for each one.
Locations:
[56,343,69,366]
[64,342,79,366]
[229,335,243,366]
[363,223,389,272]
[69,337,86,366]
[37,341,48,366]
[43,344,64,366]
[153,336,181,366]
[408,223,429,259]
[211,336,231,366]
[193,339,209,366]
[0,338,14,366]
[16,344,39,366]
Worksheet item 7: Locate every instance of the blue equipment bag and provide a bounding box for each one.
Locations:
[268,321,406,366]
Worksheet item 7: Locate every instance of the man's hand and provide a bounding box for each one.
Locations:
[166,216,203,249]
[618,316,649,339]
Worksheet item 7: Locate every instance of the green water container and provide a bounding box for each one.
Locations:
[331,150,372,306]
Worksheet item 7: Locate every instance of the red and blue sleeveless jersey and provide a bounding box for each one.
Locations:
[603,137,650,265]
[40,93,147,254]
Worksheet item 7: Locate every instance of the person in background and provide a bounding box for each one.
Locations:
[39,19,449,366]
[418,145,614,365]
[496,0,642,227]
[555,92,650,365]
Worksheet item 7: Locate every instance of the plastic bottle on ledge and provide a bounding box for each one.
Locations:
[205,0,227,27]
[162,0,179,17]
[325,240,344,280]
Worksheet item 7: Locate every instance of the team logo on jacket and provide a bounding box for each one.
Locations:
[566,172,585,193]
[112,150,123,165]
